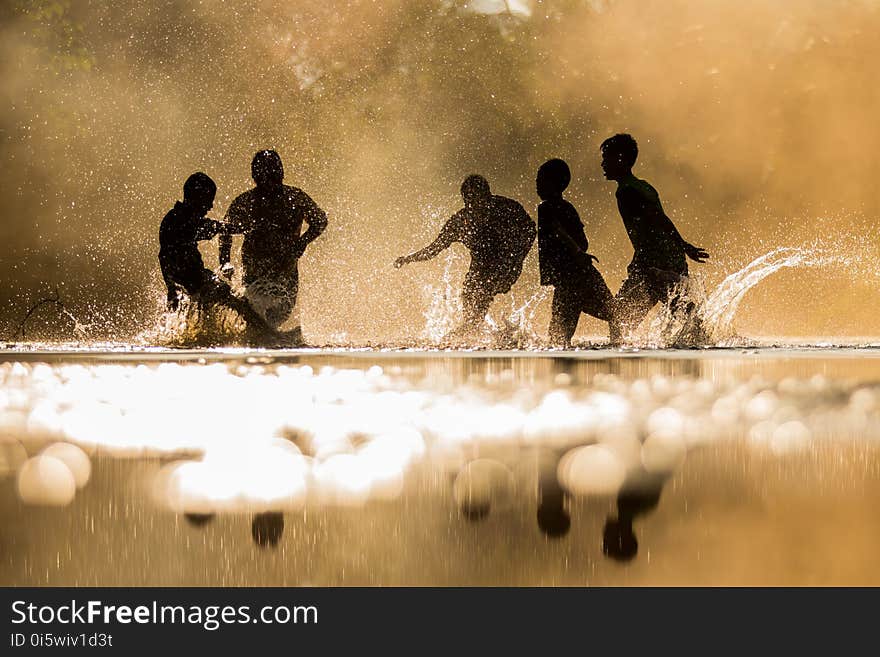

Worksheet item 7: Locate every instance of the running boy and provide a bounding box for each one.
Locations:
[537,158,614,347]
[600,134,709,343]
[159,172,276,336]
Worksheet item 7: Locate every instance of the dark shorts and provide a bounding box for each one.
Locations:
[557,263,614,320]
[615,264,690,330]
[462,267,520,300]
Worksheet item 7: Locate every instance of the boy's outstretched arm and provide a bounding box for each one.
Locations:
[621,188,709,263]
[394,218,458,268]
[667,218,709,262]
[684,242,710,263]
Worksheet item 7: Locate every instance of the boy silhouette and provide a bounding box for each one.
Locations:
[158,172,276,336]
[536,158,614,347]
[219,150,328,330]
[600,134,708,343]
[395,174,536,338]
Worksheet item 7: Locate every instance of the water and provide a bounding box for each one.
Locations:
[3,348,880,585]
[3,247,880,584]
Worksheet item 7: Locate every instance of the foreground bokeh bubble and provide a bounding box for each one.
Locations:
[452,459,514,520]
[558,445,627,496]
[17,455,76,506]
[40,442,91,488]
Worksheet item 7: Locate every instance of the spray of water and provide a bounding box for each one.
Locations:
[115,245,866,350]
[136,296,246,348]
[637,246,852,348]
[421,254,463,345]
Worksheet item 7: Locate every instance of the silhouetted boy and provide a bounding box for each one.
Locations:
[537,158,614,347]
[600,134,709,343]
[219,150,328,329]
[394,174,536,337]
[158,172,275,335]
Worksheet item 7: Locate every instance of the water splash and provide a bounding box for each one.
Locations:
[136,297,246,348]
[640,246,849,348]
[420,252,551,348]
[702,247,843,340]
[421,254,463,344]
[244,278,298,331]
[490,288,550,349]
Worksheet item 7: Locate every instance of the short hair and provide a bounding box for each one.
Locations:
[251,149,284,182]
[183,172,216,202]
[536,158,571,195]
[600,133,639,169]
[460,174,491,200]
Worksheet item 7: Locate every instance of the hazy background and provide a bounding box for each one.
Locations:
[2,0,879,344]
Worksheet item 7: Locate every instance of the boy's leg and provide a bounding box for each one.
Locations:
[612,272,661,340]
[200,277,276,335]
[549,285,582,348]
[663,275,708,344]
[244,268,299,330]
[581,265,615,323]
[457,271,494,335]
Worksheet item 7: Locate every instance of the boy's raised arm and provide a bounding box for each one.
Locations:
[394,216,460,268]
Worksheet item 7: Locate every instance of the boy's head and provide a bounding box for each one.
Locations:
[600,133,638,180]
[536,158,571,200]
[252,149,284,188]
[460,174,491,210]
[182,172,216,215]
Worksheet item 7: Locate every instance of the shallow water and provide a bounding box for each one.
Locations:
[2,347,880,585]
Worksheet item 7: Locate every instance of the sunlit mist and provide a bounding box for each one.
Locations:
[3,1,880,345]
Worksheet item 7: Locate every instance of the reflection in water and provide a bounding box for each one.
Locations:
[537,452,570,539]
[452,459,514,522]
[184,512,215,528]
[4,351,880,584]
[252,512,285,548]
[603,470,668,562]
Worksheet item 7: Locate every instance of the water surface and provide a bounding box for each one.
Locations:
[2,347,880,585]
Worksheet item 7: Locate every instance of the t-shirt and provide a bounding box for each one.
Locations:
[437,195,535,283]
[224,184,327,285]
[537,197,589,286]
[615,178,686,274]
[158,201,224,293]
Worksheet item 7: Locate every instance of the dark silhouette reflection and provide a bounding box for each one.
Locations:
[219,150,328,333]
[252,512,284,548]
[537,460,570,538]
[536,159,614,347]
[183,512,216,528]
[602,471,668,562]
[452,458,514,522]
[395,174,536,339]
[461,503,491,522]
[600,134,709,344]
[158,172,276,335]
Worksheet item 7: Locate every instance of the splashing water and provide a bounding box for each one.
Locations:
[124,246,857,350]
[136,297,246,348]
[420,252,550,348]
[489,288,550,349]
[641,246,850,348]
[701,247,844,339]
[245,278,298,331]
[421,254,463,344]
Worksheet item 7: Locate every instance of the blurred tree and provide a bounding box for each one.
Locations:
[12,0,95,71]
